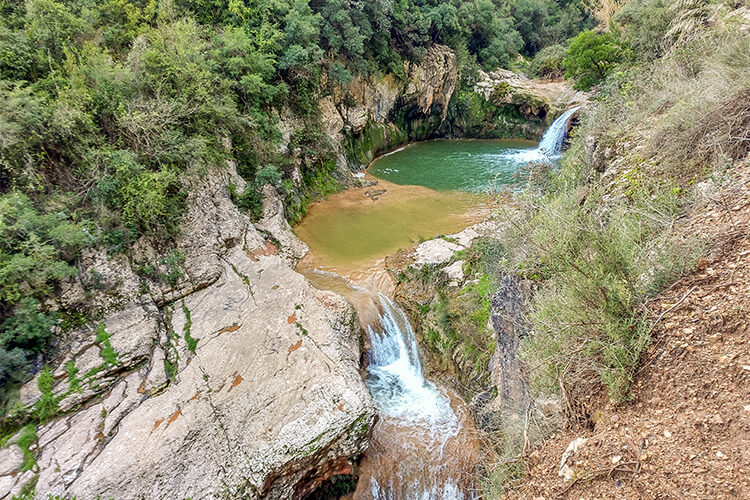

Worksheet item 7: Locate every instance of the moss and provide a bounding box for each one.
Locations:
[344,120,409,169]
[96,323,118,366]
[164,359,177,382]
[181,300,199,354]
[285,160,344,225]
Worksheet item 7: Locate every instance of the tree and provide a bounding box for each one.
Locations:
[563,30,625,90]
[529,43,566,79]
[279,0,324,71]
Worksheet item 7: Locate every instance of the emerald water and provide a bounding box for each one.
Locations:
[369,139,537,192]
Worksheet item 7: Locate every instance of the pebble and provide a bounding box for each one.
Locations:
[664,430,672,438]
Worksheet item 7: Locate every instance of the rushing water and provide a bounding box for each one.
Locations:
[354,296,479,500]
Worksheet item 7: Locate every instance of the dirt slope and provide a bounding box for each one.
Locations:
[505,163,750,499]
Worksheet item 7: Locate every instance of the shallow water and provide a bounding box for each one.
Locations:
[294,178,489,276]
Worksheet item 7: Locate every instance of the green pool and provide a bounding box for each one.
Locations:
[368,139,537,192]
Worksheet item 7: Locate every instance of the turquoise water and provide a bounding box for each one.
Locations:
[368,139,538,192]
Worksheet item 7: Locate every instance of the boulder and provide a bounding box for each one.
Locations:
[444,260,466,285]
[413,239,465,267]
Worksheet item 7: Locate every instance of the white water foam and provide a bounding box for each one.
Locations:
[364,295,469,499]
[501,106,580,164]
[366,296,458,429]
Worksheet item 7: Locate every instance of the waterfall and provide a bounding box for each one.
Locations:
[536,106,580,156]
[504,105,580,164]
[365,295,458,428]
[361,295,474,500]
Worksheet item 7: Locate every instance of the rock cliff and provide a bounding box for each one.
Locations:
[1,168,376,499]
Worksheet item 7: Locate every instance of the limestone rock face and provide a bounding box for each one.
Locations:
[8,168,376,500]
[254,185,310,265]
[315,44,459,173]
[474,69,586,120]
[413,239,465,267]
[403,45,459,122]
[488,275,532,412]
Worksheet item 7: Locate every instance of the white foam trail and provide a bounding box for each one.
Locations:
[366,296,458,428]
[365,295,468,499]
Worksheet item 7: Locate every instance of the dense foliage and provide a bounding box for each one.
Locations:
[479,0,750,492]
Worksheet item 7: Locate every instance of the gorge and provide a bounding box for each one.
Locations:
[1,0,749,497]
[294,110,580,498]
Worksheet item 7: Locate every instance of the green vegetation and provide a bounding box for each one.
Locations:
[96,323,118,366]
[452,0,748,492]
[0,0,596,399]
[563,30,627,90]
[15,423,38,472]
[32,366,59,423]
[181,301,198,354]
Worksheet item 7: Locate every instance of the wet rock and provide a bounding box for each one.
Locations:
[364,188,387,200]
[357,178,378,188]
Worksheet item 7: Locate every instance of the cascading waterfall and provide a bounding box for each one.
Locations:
[537,106,581,156]
[356,295,476,500]
[365,295,458,428]
[506,105,580,163]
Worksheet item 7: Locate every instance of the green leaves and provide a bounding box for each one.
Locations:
[563,30,626,90]
[0,193,88,304]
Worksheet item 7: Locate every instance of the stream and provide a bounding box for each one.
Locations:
[295,110,578,499]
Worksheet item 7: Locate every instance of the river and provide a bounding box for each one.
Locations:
[295,110,578,498]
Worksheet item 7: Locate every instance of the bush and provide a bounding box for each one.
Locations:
[528,44,566,79]
[0,193,86,304]
[563,30,626,90]
[95,150,186,238]
[501,164,699,402]
[0,298,55,352]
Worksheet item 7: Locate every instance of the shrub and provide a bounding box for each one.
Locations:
[528,44,566,79]
[563,30,626,90]
[503,173,699,402]
[0,298,55,352]
[32,366,59,422]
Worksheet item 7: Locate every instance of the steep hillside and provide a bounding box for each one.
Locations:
[505,162,750,498]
